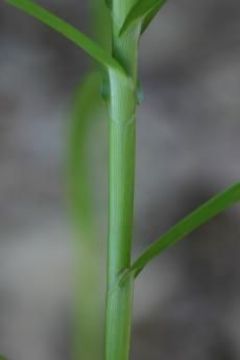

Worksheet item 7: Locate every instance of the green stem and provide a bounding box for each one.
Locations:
[105,1,140,359]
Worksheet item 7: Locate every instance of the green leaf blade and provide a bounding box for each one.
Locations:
[131,182,240,277]
[119,0,167,36]
[6,0,123,74]
[141,0,166,34]
[105,0,112,10]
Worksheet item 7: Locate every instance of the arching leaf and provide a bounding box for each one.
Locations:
[6,0,124,74]
[119,0,167,36]
[105,0,112,10]
[123,182,240,280]
[141,0,166,34]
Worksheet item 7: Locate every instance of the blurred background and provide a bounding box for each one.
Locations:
[1,0,240,359]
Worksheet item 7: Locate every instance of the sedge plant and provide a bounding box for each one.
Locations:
[3,0,240,359]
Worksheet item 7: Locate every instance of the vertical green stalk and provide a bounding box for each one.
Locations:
[105,1,140,360]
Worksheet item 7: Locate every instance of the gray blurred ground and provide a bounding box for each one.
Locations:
[1,0,240,359]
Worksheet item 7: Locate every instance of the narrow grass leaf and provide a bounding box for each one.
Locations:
[141,0,166,34]
[130,182,240,277]
[105,0,112,9]
[6,0,123,73]
[119,0,167,36]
